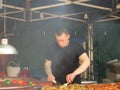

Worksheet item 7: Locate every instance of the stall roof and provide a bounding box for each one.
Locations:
[0,0,120,23]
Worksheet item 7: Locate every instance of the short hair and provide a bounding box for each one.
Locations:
[55,27,70,36]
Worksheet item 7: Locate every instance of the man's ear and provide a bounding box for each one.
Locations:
[67,34,70,39]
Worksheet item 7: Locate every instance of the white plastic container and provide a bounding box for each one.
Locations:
[7,61,21,77]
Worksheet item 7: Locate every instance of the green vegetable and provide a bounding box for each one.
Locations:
[4,80,12,85]
[28,81,32,85]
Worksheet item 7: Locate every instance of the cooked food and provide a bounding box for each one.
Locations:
[41,82,120,90]
[86,83,120,90]
[41,84,91,90]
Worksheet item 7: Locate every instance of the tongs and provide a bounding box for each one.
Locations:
[63,82,69,86]
[52,80,69,86]
[52,80,57,84]
[52,80,60,85]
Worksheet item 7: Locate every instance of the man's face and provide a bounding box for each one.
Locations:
[55,33,70,48]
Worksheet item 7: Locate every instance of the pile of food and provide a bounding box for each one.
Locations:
[86,83,120,90]
[0,79,38,87]
[0,78,52,88]
[41,82,120,90]
[41,84,89,90]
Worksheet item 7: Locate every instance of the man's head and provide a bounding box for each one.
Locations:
[55,28,70,48]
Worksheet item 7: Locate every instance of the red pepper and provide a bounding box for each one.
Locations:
[22,80,28,85]
[12,80,18,85]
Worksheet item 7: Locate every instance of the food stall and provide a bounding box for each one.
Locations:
[0,0,120,90]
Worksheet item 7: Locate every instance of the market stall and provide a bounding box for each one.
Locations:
[0,0,120,86]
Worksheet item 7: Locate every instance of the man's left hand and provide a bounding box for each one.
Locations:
[66,73,76,83]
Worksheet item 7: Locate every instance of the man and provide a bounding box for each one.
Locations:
[44,28,90,84]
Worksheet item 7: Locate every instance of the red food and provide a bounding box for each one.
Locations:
[39,81,52,87]
[12,80,18,85]
[22,80,28,85]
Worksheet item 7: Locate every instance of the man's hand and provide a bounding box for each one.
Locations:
[66,73,76,83]
[48,74,56,82]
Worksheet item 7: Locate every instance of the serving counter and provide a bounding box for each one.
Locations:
[0,77,42,90]
[0,77,120,90]
[0,86,34,90]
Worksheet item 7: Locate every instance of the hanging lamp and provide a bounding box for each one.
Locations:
[0,0,18,54]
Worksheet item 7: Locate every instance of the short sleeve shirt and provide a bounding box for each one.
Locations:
[46,40,85,84]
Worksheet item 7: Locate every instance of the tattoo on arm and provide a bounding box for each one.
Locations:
[45,64,52,75]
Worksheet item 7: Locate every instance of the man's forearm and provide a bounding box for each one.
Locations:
[73,59,90,76]
[45,65,52,76]
[44,60,53,76]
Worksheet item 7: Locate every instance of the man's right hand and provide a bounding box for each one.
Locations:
[48,74,56,82]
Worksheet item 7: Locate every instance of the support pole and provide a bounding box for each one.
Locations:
[88,24,94,80]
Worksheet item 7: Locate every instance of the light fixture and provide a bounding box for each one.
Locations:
[0,0,18,54]
[40,11,44,18]
[116,3,120,9]
[0,34,18,54]
[84,12,88,20]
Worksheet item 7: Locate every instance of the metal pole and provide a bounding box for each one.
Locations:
[88,24,94,80]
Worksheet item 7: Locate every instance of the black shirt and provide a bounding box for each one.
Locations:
[46,41,85,84]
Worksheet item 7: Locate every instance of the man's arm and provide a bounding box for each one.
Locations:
[66,52,90,83]
[73,52,90,75]
[44,59,52,75]
[44,59,55,81]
